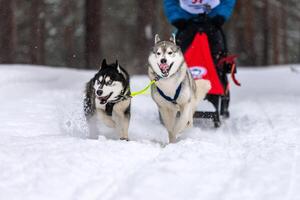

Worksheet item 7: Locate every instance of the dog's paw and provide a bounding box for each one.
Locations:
[120,137,129,141]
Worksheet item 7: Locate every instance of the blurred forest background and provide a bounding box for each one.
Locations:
[0,0,300,74]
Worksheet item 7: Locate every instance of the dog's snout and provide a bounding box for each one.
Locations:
[160,58,167,64]
[96,90,103,96]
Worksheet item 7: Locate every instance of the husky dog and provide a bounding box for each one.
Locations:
[148,34,211,143]
[84,59,131,140]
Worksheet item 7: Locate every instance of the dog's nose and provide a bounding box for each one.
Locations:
[160,58,167,64]
[96,90,103,96]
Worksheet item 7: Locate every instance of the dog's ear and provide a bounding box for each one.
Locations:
[155,34,161,44]
[115,60,122,73]
[100,59,107,69]
[170,34,176,45]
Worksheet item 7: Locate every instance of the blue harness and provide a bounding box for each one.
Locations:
[156,82,182,104]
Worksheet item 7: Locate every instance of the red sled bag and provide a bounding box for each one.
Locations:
[184,33,224,95]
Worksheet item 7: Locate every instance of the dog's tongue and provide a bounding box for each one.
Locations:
[98,94,110,104]
[159,63,169,73]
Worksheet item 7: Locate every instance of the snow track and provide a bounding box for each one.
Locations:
[0,65,300,200]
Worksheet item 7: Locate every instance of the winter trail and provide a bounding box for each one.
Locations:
[0,65,300,200]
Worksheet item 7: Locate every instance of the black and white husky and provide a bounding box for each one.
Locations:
[148,34,211,143]
[84,59,131,140]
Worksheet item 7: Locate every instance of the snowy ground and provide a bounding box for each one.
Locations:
[0,64,300,200]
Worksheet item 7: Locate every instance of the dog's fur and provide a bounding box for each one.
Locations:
[148,34,211,143]
[84,59,131,140]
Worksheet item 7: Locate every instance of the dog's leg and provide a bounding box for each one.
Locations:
[86,114,99,139]
[97,109,116,128]
[168,109,178,143]
[113,100,131,140]
[114,112,130,140]
[188,99,199,129]
[159,107,177,143]
[172,103,192,138]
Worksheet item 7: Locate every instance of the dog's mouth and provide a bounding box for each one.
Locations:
[158,62,173,77]
[97,92,113,104]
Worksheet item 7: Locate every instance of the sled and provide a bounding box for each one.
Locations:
[179,27,239,128]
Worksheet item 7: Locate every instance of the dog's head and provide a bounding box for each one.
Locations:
[148,34,184,78]
[93,59,128,104]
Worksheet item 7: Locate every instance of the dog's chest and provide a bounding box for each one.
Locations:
[156,77,182,97]
[95,99,114,116]
[95,98,106,109]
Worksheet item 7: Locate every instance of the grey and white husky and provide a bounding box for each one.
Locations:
[84,59,131,140]
[148,34,211,143]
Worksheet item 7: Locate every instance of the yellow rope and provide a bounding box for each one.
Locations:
[130,80,156,97]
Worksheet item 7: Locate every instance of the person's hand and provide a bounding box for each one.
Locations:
[172,19,187,30]
[211,15,225,27]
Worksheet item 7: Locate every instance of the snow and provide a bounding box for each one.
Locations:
[0,64,300,200]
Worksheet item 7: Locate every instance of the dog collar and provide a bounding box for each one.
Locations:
[103,87,130,116]
[108,87,130,104]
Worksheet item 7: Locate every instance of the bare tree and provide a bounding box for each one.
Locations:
[158,3,172,41]
[244,0,256,65]
[262,0,270,65]
[63,0,77,67]
[85,0,102,68]
[30,0,45,65]
[272,6,279,65]
[0,0,299,68]
[0,0,17,63]
[232,1,245,62]
[280,2,287,63]
[299,26,300,61]
[135,0,156,73]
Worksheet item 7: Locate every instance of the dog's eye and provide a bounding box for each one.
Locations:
[156,52,161,56]
[168,51,173,55]
[107,80,113,85]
